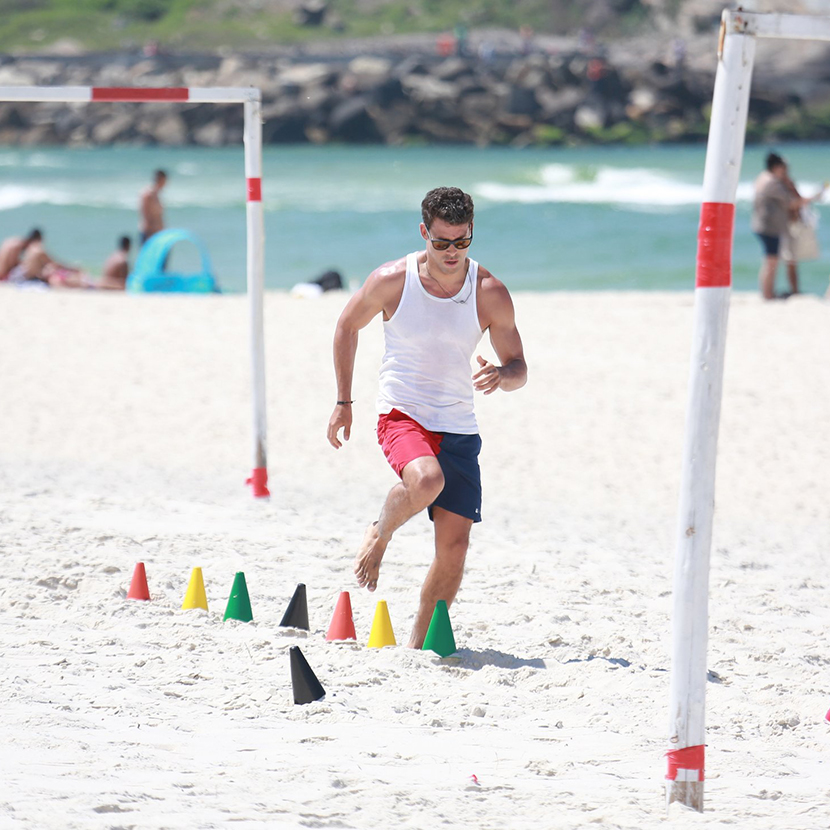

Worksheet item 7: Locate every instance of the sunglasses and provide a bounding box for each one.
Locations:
[426,225,473,251]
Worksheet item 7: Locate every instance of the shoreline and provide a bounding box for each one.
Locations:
[3,282,829,298]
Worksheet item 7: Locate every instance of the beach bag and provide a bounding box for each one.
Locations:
[786,208,820,262]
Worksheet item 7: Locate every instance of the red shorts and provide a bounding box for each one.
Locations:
[376,409,483,523]
[377,408,443,476]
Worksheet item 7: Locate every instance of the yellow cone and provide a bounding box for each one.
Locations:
[182,567,208,611]
[367,600,396,648]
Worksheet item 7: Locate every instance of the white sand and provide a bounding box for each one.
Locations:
[0,286,828,829]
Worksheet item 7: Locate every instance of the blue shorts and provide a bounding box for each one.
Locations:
[430,432,483,524]
[757,233,780,256]
[377,409,482,523]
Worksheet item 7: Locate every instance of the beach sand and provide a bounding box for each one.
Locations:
[0,287,828,828]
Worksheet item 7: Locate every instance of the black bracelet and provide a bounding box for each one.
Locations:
[337,400,354,405]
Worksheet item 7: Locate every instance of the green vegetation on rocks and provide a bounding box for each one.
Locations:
[0,0,677,53]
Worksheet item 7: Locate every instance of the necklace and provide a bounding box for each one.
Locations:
[423,261,473,304]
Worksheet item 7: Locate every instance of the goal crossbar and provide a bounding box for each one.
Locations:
[0,86,261,103]
[0,85,270,498]
[725,9,830,41]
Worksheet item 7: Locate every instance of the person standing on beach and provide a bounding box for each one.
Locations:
[139,169,167,245]
[0,228,42,281]
[752,153,823,299]
[326,186,527,648]
[779,169,825,296]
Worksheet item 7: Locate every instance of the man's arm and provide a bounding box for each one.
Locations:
[473,271,527,395]
[782,176,825,211]
[326,262,404,449]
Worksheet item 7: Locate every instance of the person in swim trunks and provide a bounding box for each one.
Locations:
[139,169,167,245]
[327,186,527,649]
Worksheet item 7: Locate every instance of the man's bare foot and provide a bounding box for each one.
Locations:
[354,521,388,592]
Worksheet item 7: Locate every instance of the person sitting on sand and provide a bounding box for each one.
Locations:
[139,169,167,245]
[0,228,42,281]
[98,236,131,291]
[9,233,89,289]
[327,186,527,649]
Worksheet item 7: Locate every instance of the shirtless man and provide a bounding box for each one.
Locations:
[0,229,41,280]
[139,169,167,244]
[327,186,527,648]
[98,236,131,290]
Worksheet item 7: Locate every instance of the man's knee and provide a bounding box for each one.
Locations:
[403,460,445,505]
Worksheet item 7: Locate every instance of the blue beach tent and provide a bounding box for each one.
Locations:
[127,229,219,293]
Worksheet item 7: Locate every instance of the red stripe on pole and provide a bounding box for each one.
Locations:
[665,745,705,781]
[696,202,734,288]
[91,87,189,102]
[247,177,262,202]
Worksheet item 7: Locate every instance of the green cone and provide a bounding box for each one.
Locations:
[422,599,457,657]
[223,571,253,622]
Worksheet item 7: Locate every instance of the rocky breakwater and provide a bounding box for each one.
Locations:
[0,43,827,147]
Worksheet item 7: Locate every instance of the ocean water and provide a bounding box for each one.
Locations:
[1,142,829,294]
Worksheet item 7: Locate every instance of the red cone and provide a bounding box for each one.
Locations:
[326,591,356,641]
[127,562,150,600]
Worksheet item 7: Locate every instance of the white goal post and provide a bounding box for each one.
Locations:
[668,9,830,812]
[0,86,270,498]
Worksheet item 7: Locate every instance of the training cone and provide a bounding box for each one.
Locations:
[279,583,309,630]
[181,567,208,611]
[326,591,357,641]
[127,562,150,601]
[223,571,253,622]
[422,599,457,657]
[367,600,396,648]
[289,645,326,704]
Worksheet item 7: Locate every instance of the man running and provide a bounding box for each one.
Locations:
[327,186,527,648]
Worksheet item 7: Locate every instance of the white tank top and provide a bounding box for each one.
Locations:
[376,252,483,434]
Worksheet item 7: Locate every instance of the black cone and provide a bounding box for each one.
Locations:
[280,583,309,630]
[290,646,325,704]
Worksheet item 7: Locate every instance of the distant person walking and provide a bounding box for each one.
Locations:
[0,228,42,281]
[139,169,167,245]
[98,236,131,290]
[751,153,823,300]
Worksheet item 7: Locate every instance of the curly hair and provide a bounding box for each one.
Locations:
[421,187,474,228]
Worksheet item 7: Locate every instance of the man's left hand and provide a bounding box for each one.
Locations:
[473,355,501,395]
